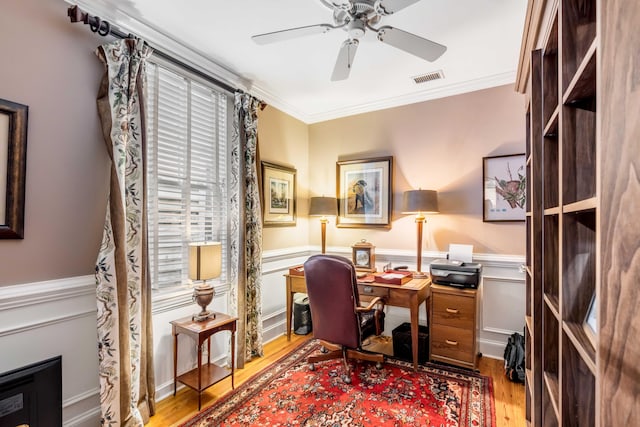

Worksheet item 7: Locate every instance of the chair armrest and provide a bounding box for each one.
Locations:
[356,297,385,312]
[356,297,385,336]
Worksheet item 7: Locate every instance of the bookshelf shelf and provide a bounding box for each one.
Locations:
[543,371,560,421]
[563,39,597,105]
[543,107,559,137]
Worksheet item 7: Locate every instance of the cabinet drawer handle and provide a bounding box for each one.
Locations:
[446,308,459,314]
[445,339,458,346]
[363,286,373,294]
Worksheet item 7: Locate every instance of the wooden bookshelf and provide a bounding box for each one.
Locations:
[513,0,638,425]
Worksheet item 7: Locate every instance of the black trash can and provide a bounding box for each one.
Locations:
[293,293,312,335]
[392,322,429,364]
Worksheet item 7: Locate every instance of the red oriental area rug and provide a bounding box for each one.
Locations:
[181,339,495,427]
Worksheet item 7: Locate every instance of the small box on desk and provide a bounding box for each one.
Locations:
[288,265,304,276]
[392,322,429,364]
[374,271,413,285]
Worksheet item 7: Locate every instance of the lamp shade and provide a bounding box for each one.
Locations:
[402,190,439,214]
[309,196,338,216]
[189,242,222,281]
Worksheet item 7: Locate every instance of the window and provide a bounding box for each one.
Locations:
[145,60,229,290]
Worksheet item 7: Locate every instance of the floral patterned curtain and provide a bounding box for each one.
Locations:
[229,92,264,368]
[94,38,155,426]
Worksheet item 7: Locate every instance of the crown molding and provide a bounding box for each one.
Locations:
[254,71,517,124]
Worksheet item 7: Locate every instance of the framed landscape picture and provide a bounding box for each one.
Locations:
[261,161,296,227]
[483,154,526,222]
[336,156,392,228]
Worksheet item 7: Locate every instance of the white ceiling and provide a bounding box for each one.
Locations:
[77,0,527,123]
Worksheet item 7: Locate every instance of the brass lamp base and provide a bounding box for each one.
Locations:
[192,283,216,322]
[412,271,428,279]
[192,310,215,322]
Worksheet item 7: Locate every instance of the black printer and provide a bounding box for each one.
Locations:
[429,259,482,289]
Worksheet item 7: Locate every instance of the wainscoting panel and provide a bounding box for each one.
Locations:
[0,275,100,427]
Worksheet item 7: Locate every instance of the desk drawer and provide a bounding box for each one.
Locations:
[357,284,389,301]
[432,292,475,329]
[430,324,475,363]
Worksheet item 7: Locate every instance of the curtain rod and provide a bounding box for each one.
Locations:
[67,5,238,94]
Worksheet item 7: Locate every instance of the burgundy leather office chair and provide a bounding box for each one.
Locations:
[303,254,385,383]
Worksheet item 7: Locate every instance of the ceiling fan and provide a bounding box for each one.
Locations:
[251,0,447,81]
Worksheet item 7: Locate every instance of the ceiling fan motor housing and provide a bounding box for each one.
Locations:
[333,0,382,29]
[347,19,366,38]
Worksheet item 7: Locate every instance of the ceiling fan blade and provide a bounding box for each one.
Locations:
[252,24,335,45]
[376,26,446,62]
[331,39,359,81]
[378,0,422,15]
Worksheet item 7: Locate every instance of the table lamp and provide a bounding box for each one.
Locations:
[309,196,337,254]
[402,189,439,278]
[189,242,222,321]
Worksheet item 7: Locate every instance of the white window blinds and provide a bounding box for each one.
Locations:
[146,61,228,290]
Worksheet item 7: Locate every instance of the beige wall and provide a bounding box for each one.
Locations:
[257,106,310,251]
[0,0,109,286]
[308,84,526,255]
[0,0,525,290]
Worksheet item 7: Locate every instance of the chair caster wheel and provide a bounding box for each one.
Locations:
[343,376,352,384]
[375,362,383,369]
[309,363,315,371]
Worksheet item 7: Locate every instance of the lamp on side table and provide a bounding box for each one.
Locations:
[309,196,337,254]
[189,242,222,321]
[402,189,439,278]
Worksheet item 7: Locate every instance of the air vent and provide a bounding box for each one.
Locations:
[412,70,444,84]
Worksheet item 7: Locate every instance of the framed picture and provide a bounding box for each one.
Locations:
[336,156,393,228]
[261,161,296,227]
[483,154,526,222]
[583,293,597,348]
[0,98,29,239]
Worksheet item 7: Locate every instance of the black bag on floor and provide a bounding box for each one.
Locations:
[504,332,525,383]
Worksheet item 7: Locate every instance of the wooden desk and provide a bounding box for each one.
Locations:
[284,274,431,370]
[171,313,237,410]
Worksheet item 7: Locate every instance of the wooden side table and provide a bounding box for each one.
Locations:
[171,313,237,410]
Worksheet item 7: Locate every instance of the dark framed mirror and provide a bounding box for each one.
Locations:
[0,98,28,239]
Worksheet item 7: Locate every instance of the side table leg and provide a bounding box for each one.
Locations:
[410,295,419,371]
[231,330,236,389]
[286,280,293,341]
[173,330,178,396]
[197,341,202,410]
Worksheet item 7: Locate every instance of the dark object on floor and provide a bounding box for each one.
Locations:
[504,332,525,383]
[293,294,312,335]
[392,322,429,364]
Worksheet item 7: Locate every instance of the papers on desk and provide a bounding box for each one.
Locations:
[381,273,407,280]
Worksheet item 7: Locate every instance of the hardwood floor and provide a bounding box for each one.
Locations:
[147,334,526,426]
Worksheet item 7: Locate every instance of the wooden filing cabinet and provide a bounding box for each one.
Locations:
[429,284,478,370]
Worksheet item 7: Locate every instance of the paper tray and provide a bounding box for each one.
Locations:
[373,271,413,285]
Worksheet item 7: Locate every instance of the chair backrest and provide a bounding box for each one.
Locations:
[303,255,361,349]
